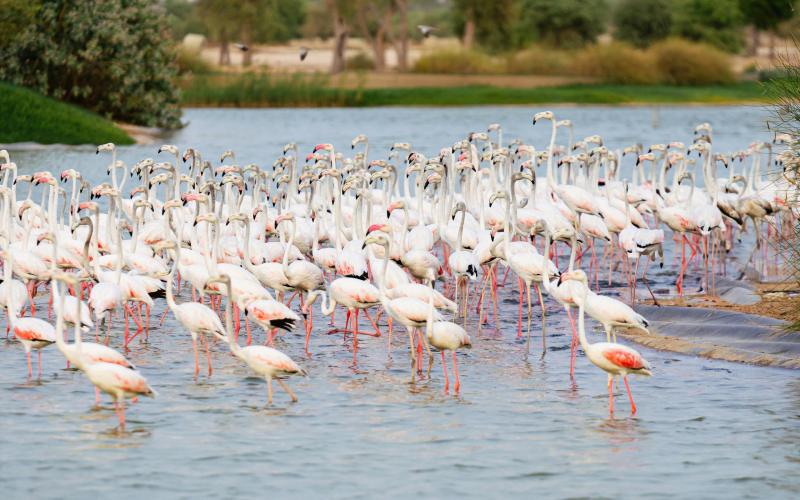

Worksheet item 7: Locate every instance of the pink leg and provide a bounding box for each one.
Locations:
[517,278,523,339]
[441,350,449,394]
[352,309,359,366]
[26,351,32,378]
[566,307,578,379]
[452,351,460,394]
[192,337,199,378]
[623,375,637,415]
[608,374,615,417]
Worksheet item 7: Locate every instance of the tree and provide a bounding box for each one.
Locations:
[739,0,796,58]
[614,0,672,48]
[453,0,518,52]
[515,0,608,49]
[352,0,395,71]
[197,0,306,66]
[326,0,350,74]
[0,0,181,129]
[671,0,744,53]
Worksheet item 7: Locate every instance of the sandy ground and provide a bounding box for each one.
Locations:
[642,283,800,326]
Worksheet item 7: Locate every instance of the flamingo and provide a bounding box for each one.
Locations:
[564,269,652,416]
[206,274,307,405]
[155,240,227,377]
[424,284,471,394]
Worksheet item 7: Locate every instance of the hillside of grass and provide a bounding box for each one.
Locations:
[0,83,133,145]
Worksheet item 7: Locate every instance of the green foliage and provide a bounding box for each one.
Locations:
[650,38,735,84]
[738,0,796,30]
[197,0,306,44]
[671,0,745,52]
[452,0,519,52]
[0,0,40,51]
[346,52,376,71]
[165,0,207,39]
[181,73,362,107]
[571,43,662,84]
[614,0,672,48]
[516,0,609,48]
[0,0,182,129]
[0,82,133,145]
[412,49,501,74]
[176,49,213,75]
[505,46,572,75]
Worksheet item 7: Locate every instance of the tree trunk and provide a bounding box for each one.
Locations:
[463,16,475,49]
[394,0,409,71]
[750,25,759,57]
[327,0,348,74]
[218,30,230,66]
[769,31,776,61]
[241,23,253,67]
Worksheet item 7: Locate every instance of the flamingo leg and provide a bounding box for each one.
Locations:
[535,283,546,356]
[362,308,381,337]
[26,350,32,378]
[566,307,578,379]
[352,309,359,366]
[38,350,42,379]
[608,374,615,417]
[245,317,252,346]
[192,336,199,378]
[623,375,637,415]
[95,387,101,406]
[440,350,449,394]
[517,278,523,339]
[452,351,461,394]
[276,378,298,402]
[266,376,273,405]
[116,399,126,429]
[525,282,532,351]
[407,327,417,382]
[204,335,212,376]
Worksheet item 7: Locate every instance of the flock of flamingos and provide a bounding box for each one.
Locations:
[0,112,796,429]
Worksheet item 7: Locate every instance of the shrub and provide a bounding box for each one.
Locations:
[176,48,212,75]
[346,52,376,71]
[515,0,609,48]
[412,49,500,74]
[505,46,572,75]
[570,43,662,84]
[181,73,363,107]
[614,0,672,48]
[0,0,182,129]
[649,38,734,85]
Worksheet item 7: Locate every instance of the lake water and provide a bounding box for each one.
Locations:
[2,106,798,499]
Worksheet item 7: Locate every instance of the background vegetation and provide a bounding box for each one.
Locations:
[0,82,133,145]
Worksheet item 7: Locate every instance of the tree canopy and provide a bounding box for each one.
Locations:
[515,0,609,49]
[0,0,181,129]
[614,0,673,48]
[671,0,744,52]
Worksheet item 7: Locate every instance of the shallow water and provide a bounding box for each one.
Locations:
[2,106,799,499]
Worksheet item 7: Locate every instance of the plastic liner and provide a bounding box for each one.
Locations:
[614,305,800,369]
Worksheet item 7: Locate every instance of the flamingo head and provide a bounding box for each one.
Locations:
[532,111,554,125]
[367,223,391,235]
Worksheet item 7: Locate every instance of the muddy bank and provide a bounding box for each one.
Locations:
[620,305,800,369]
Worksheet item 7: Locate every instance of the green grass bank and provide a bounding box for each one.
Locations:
[180,74,770,108]
[0,83,134,146]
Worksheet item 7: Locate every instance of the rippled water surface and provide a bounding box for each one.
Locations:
[3,106,799,499]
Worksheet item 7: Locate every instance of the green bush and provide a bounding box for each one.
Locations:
[0,0,181,129]
[346,52,376,71]
[571,43,662,84]
[505,46,572,75]
[614,0,672,48]
[412,49,500,74]
[176,49,213,75]
[649,38,735,85]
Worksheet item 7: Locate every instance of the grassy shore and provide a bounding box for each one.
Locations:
[0,83,133,146]
[180,73,770,107]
